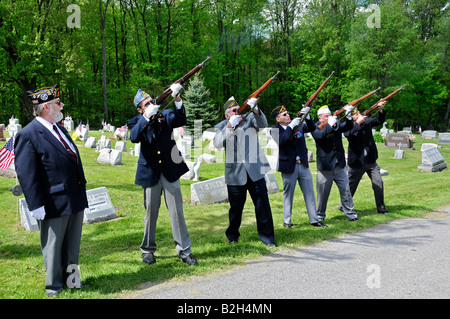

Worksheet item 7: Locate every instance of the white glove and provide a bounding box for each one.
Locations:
[247,97,258,108]
[170,83,183,98]
[30,206,46,220]
[344,104,354,116]
[300,106,311,119]
[229,114,242,128]
[145,103,160,118]
[288,117,301,129]
[328,115,337,128]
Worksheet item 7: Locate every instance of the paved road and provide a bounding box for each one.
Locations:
[129,206,450,300]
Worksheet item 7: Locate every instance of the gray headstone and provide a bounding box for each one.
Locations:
[97,149,122,165]
[85,136,97,148]
[420,143,439,152]
[417,147,447,172]
[394,149,404,159]
[438,133,450,144]
[265,171,280,194]
[83,187,116,223]
[191,176,228,205]
[19,198,39,231]
[421,130,437,139]
[0,124,5,141]
[385,133,413,149]
[115,141,127,152]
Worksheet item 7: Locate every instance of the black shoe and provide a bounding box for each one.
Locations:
[142,252,156,264]
[349,217,358,221]
[180,253,198,266]
[229,239,238,245]
[283,223,292,228]
[378,210,390,214]
[311,222,328,227]
[266,243,277,248]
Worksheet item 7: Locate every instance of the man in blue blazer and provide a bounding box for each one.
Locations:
[14,84,88,297]
[130,85,197,266]
[311,105,358,222]
[270,105,326,228]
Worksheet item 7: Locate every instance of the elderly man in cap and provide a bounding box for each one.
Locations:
[311,105,358,222]
[213,97,276,247]
[270,105,327,228]
[14,84,89,297]
[129,84,197,266]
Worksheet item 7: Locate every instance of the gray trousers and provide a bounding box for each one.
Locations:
[141,174,192,258]
[37,210,84,295]
[347,161,387,212]
[281,163,319,225]
[316,166,357,220]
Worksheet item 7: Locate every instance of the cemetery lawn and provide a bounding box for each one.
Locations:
[0,130,449,299]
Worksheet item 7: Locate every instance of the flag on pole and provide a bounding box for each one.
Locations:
[0,137,15,169]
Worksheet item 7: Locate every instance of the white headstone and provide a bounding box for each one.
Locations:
[85,136,97,148]
[84,187,116,223]
[19,198,39,231]
[97,149,122,165]
[191,176,228,205]
[417,147,447,172]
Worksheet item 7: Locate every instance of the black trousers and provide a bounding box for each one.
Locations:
[226,176,275,245]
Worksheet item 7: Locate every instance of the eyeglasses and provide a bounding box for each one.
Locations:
[229,107,239,113]
[278,112,290,117]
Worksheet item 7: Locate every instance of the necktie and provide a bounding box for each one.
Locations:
[53,124,77,162]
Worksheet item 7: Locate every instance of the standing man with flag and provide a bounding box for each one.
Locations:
[14,84,89,297]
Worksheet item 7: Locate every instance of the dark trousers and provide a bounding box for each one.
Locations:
[226,176,275,245]
[348,160,387,213]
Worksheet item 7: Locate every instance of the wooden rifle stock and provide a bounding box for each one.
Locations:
[237,71,281,115]
[151,56,211,106]
[362,84,406,116]
[289,71,335,139]
[318,87,381,130]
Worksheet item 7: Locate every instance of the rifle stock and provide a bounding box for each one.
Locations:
[318,87,381,130]
[362,84,406,116]
[152,56,211,106]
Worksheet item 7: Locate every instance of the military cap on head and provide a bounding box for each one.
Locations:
[224,96,239,111]
[317,105,331,116]
[270,105,287,118]
[134,89,150,108]
[27,84,60,104]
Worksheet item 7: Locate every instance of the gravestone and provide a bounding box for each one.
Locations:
[380,122,388,135]
[85,136,97,148]
[438,133,450,144]
[385,133,413,149]
[64,118,74,131]
[394,143,405,159]
[97,149,122,165]
[19,198,39,231]
[0,124,5,141]
[191,176,228,205]
[420,143,439,152]
[115,141,127,152]
[75,125,89,142]
[421,130,437,139]
[417,147,447,172]
[265,171,280,194]
[83,187,116,223]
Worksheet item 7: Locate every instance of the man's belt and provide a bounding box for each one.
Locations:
[296,160,302,164]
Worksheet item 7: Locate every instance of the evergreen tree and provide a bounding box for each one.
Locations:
[183,74,217,135]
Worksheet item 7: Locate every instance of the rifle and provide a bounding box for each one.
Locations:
[149,56,211,121]
[233,71,281,129]
[318,87,381,130]
[362,84,406,117]
[290,71,335,138]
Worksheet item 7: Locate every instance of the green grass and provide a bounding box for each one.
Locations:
[0,129,449,299]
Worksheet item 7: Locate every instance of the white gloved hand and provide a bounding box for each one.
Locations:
[344,104,354,116]
[300,106,311,120]
[170,83,183,98]
[30,206,46,220]
[229,114,242,128]
[145,103,160,118]
[247,97,258,108]
[328,115,337,128]
[288,117,301,129]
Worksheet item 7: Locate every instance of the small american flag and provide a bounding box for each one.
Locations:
[0,137,15,169]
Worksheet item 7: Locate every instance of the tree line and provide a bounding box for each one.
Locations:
[1,0,449,131]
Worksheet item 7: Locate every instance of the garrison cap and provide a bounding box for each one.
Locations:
[224,96,239,111]
[317,105,331,115]
[27,84,60,104]
[270,105,287,118]
[134,89,151,108]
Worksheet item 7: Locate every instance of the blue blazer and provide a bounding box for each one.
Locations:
[270,117,316,173]
[130,105,189,187]
[14,119,88,219]
[311,118,353,171]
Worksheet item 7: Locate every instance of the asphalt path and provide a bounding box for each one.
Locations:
[129,206,450,301]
